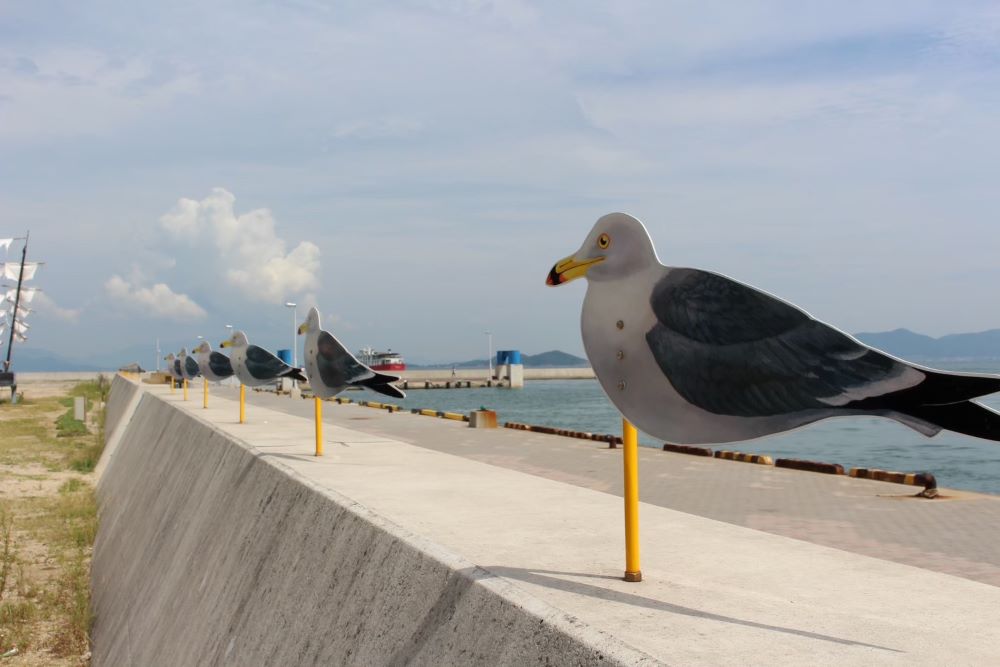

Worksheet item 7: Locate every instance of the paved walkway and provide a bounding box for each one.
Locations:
[215,385,1000,587]
[141,383,1000,666]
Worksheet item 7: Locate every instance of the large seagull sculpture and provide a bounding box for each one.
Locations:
[547,212,1000,445]
[192,340,234,382]
[220,330,306,387]
[298,306,405,399]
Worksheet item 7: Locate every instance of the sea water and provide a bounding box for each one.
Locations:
[353,360,1000,496]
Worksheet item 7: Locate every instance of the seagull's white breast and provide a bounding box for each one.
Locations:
[231,347,255,386]
[582,267,830,444]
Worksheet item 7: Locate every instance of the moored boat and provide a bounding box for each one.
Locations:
[358,347,406,371]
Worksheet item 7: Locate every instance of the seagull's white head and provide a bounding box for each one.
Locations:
[547,212,658,286]
[220,331,249,349]
[193,341,211,355]
[179,348,188,357]
[164,353,175,362]
[298,306,321,335]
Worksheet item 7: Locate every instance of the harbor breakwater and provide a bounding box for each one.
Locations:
[90,375,642,666]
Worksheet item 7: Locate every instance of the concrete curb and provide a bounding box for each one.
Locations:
[775,458,845,475]
[714,450,774,465]
[849,467,939,498]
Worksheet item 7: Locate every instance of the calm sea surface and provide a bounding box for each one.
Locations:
[352,360,1000,496]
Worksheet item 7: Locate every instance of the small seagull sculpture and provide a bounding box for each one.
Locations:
[220,330,306,387]
[547,212,1000,444]
[178,347,201,381]
[164,353,183,384]
[298,307,405,399]
[192,340,234,382]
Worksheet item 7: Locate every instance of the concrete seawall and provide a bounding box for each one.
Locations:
[91,376,647,665]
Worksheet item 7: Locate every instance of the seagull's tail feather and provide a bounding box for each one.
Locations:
[362,382,406,399]
[358,370,405,398]
[280,367,308,383]
[908,369,1000,405]
[900,401,1000,442]
[355,370,401,386]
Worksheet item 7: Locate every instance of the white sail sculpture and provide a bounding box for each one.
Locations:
[2,262,39,281]
[1,234,41,380]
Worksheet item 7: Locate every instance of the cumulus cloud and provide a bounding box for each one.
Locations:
[33,291,81,322]
[331,116,423,141]
[104,275,206,319]
[0,48,200,142]
[159,188,320,303]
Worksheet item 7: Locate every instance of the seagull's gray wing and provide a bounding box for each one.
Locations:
[173,359,183,377]
[208,351,234,378]
[184,356,201,378]
[645,268,918,417]
[316,331,375,388]
[245,345,291,380]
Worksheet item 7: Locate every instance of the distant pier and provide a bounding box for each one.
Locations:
[395,367,594,389]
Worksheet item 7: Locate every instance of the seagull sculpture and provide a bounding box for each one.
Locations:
[164,353,183,384]
[220,330,306,387]
[547,212,1000,444]
[192,340,234,382]
[298,307,405,399]
[178,347,201,381]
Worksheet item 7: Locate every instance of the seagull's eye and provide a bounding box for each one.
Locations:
[597,233,611,250]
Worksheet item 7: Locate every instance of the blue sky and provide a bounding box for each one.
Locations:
[3,1,1000,366]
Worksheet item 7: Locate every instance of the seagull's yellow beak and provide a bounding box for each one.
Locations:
[220,340,231,349]
[297,323,308,335]
[546,254,604,286]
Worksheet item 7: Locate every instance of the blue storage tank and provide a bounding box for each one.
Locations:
[508,350,522,364]
[496,351,510,366]
[276,349,292,365]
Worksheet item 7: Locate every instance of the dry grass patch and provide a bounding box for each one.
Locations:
[0,378,107,665]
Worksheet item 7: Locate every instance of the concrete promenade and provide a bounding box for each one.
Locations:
[99,380,1000,665]
[219,385,1000,588]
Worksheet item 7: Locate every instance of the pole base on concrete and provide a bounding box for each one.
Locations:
[623,571,642,583]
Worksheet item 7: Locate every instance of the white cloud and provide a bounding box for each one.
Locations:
[33,291,81,322]
[105,275,206,320]
[332,117,423,141]
[159,188,320,303]
[0,48,200,142]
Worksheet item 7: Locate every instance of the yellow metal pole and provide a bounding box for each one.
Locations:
[170,377,175,393]
[183,379,188,401]
[203,377,208,409]
[239,384,246,423]
[315,397,323,456]
[623,418,642,582]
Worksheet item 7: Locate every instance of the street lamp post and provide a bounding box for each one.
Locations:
[485,331,493,382]
[224,325,234,385]
[285,303,297,369]
[285,303,298,392]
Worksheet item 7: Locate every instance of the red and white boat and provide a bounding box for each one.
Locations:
[358,347,406,372]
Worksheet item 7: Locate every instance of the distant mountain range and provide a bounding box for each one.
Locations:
[2,347,110,372]
[8,329,1000,372]
[853,328,1000,360]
